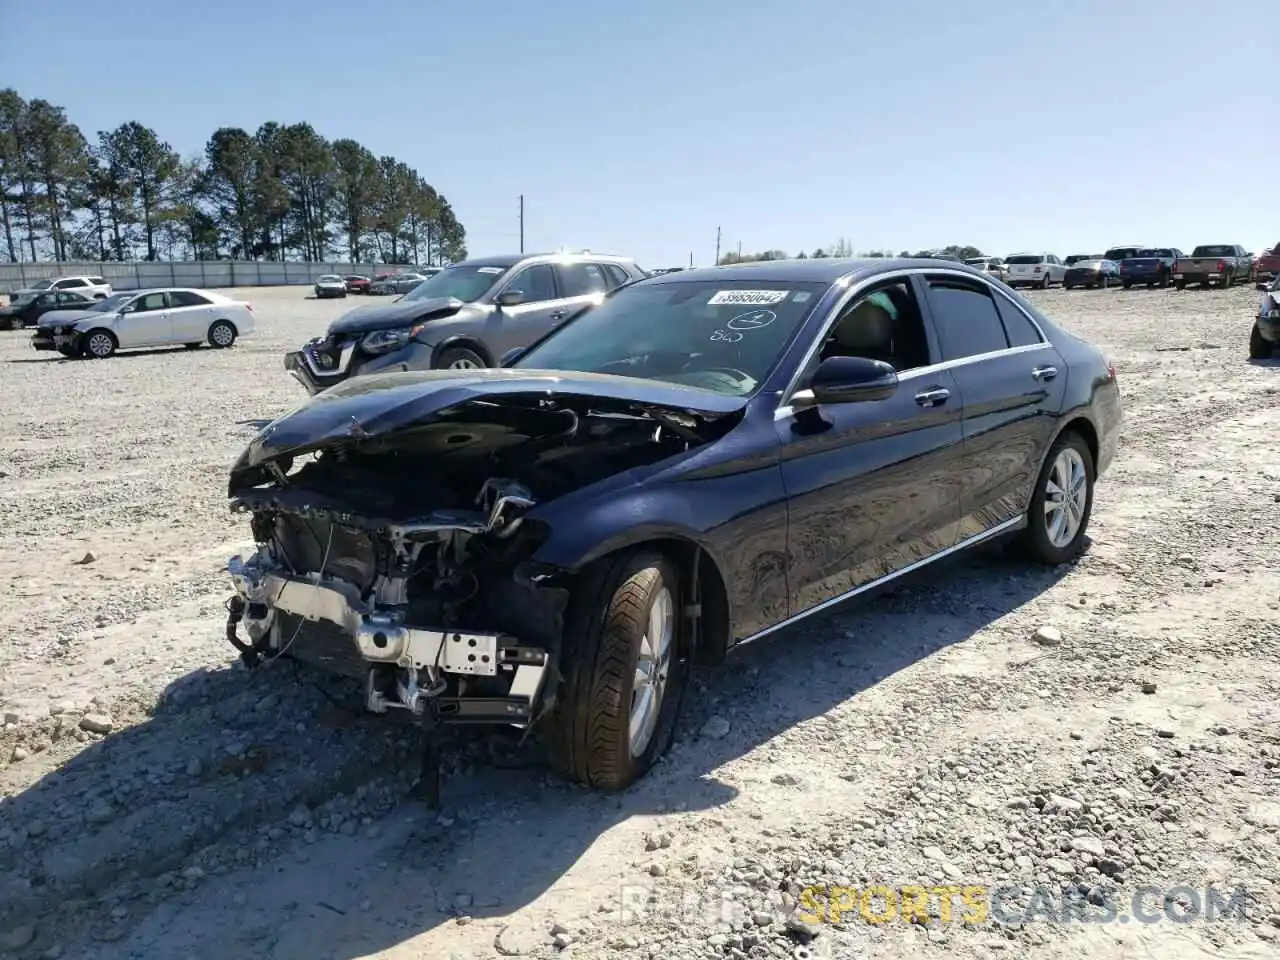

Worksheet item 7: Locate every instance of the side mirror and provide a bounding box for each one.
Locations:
[499,347,525,367]
[496,290,524,307]
[120,304,135,313]
[791,356,898,409]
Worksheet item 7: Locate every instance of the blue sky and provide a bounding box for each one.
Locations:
[5,0,1275,267]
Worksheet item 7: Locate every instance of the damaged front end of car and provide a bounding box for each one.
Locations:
[223,370,742,746]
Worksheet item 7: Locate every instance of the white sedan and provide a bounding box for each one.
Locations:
[313,274,348,298]
[32,288,256,359]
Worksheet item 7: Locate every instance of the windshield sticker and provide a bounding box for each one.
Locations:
[726,309,777,332]
[793,291,812,303]
[477,266,504,274]
[707,289,789,306]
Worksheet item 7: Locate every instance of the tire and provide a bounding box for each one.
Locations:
[542,549,690,791]
[56,345,76,358]
[1040,273,1051,289]
[82,329,117,359]
[1175,281,1187,291]
[208,320,237,348]
[1,316,17,331]
[1221,273,1232,290]
[1122,280,1132,289]
[1157,272,1169,288]
[183,342,201,349]
[1016,430,1095,565]
[1250,323,1274,360]
[436,345,486,370]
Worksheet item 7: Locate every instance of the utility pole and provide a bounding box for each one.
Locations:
[518,195,524,253]
[714,226,721,266]
[737,240,742,258]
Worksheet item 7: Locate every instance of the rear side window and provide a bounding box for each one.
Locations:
[992,292,1044,348]
[925,279,1009,360]
[88,277,107,286]
[603,263,632,288]
[557,261,611,297]
[169,291,212,306]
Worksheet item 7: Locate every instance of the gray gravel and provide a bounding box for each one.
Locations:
[1,283,1278,960]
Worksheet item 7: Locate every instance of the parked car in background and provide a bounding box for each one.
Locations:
[1063,258,1121,290]
[369,272,429,296]
[1102,246,1146,265]
[314,275,348,299]
[1253,275,1279,359]
[284,252,647,394]
[30,287,255,358]
[963,256,1009,281]
[0,289,98,329]
[1172,245,1254,290]
[344,275,371,294]
[1005,253,1065,288]
[1254,243,1280,287]
[228,256,1121,792]
[1063,254,1096,267]
[8,275,112,304]
[1117,247,1183,288]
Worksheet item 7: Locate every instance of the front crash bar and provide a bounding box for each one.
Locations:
[226,555,548,721]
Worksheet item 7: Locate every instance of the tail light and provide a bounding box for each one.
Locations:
[1033,265,1042,273]
[1105,357,1116,381]
[1217,260,1226,273]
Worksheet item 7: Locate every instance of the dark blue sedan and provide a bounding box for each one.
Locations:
[223,257,1122,794]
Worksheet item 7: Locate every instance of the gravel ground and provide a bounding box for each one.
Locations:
[0,283,1278,960]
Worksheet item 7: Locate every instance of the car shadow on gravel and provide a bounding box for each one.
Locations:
[0,539,1075,958]
[7,347,194,364]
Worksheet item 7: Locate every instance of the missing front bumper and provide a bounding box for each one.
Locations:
[227,553,549,725]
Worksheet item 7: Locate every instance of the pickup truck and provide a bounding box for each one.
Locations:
[1172,245,1254,290]
[1118,247,1183,288]
[1254,242,1280,287]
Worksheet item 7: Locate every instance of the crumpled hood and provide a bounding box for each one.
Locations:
[326,296,465,335]
[229,367,746,492]
[38,308,108,327]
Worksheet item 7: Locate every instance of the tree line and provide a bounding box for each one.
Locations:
[718,241,985,265]
[0,89,466,266]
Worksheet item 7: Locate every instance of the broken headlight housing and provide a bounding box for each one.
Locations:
[362,322,429,355]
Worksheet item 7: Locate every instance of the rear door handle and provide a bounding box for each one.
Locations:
[914,387,950,407]
[549,310,566,321]
[1031,365,1058,381]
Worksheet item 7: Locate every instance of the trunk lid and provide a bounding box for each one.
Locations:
[230,368,747,491]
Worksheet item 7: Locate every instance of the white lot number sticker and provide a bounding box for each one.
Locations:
[707,289,789,306]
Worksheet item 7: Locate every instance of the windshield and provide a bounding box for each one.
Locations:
[1192,245,1234,257]
[1104,248,1140,261]
[11,291,41,305]
[1006,255,1044,265]
[317,274,341,282]
[514,279,829,397]
[90,292,133,312]
[400,263,510,303]
[26,279,56,291]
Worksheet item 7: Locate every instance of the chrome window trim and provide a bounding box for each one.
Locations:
[773,267,1052,421]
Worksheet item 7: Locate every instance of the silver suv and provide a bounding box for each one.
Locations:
[285,252,646,394]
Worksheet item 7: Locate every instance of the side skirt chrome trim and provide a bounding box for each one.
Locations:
[732,514,1025,649]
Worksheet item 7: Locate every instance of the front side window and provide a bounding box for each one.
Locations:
[133,292,169,312]
[924,279,1010,360]
[515,279,829,396]
[503,264,557,302]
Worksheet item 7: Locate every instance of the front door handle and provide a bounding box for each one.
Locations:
[914,387,950,407]
[1031,365,1058,381]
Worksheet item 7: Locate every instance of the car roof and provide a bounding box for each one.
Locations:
[457,252,638,269]
[634,256,986,286]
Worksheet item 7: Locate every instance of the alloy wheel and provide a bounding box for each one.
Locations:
[629,586,674,758]
[1044,447,1088,548]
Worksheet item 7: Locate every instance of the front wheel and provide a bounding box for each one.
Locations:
[436,346,486,370]
[82,329,117,359]
[208,320,237,348]
[1250,323,1273,360]
[542,549,690,791]
[1016,431,1095,565]
[1175,281,1187,291]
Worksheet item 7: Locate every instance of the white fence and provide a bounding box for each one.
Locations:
[0,260,395,292]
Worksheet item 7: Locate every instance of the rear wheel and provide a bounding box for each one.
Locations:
[1250,323,1273,360]
[1122,280,1133,289]
[1175,281,1187,291]
[542,549,690,791]
[1221,272,1232,290]
[208,320,237,348]
[1040,273,1051,289]
[1016,431,1095,565]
